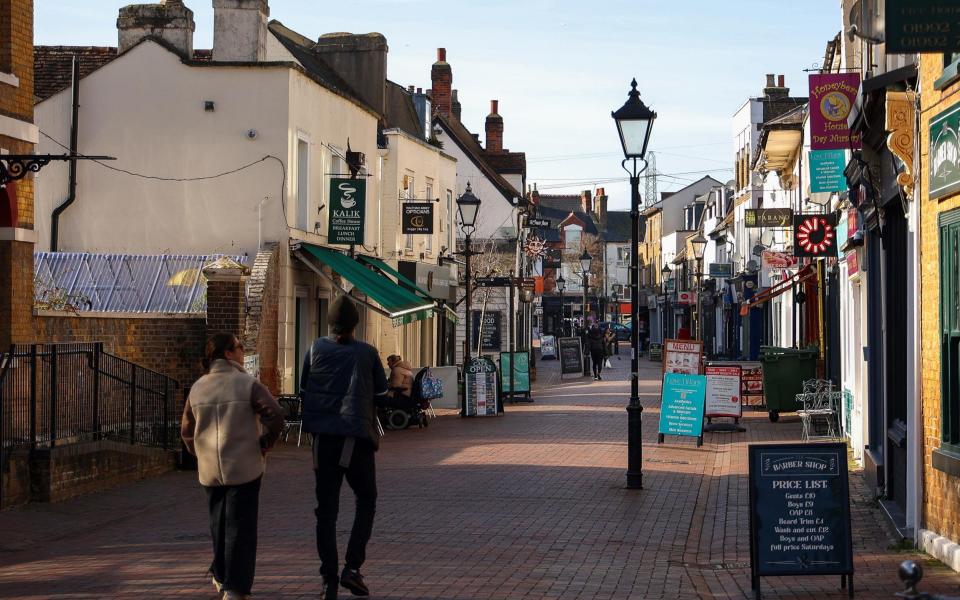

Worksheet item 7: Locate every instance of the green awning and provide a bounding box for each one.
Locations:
[297,245,434,326]
[357,256,431,298]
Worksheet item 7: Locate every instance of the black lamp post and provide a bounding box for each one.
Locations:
[661,264,671,344]
[690,233,708,341]
[613,78,656,490]
[580,249,592,377]
[457,183,481,376]
[557,275,566,336]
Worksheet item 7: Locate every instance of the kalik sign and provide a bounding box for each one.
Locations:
[328,178,365,244]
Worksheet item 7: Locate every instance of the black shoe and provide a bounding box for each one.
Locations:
[321,576,338,599]
[340,568,369,597]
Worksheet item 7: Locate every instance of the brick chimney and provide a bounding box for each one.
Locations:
[485,100,503,153]
[763,73,789,100]
[314,32,388,115]
[430,48,452,118]
[117,0,195,57]
[212,0,269,62]
[451,89,462,120]
[580,189,592,214]
[594,187,607,225]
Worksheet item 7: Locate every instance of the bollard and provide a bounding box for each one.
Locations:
[896,560,960,600]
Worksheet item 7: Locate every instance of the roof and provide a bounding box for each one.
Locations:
[538,194,581,213]
[533,205,569,242]
[483,151,526,175]
[384,80,424,139]
[603,211,632,242]
[754,104,807,171]
[434,112,522,203]
[34,46,118,101]
[559,211,599,235]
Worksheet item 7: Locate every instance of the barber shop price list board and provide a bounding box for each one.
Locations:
[463,356,502,417]
[748,443,853,599]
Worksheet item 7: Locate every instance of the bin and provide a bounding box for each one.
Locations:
[759,346,818,422]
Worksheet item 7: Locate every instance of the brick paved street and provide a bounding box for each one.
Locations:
[1,348,958,599]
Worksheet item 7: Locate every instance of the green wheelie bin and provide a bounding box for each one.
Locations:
[759,346,818,422]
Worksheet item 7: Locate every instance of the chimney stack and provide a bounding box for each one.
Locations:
[212,0,269,63]
[580,189,592,214]
[430,48,452,118]
[117,0,195,57]
[451,89,462,120]
[315,32,388,115]
[763,73,789,100]
[485,100,503,153]
[778,74,785,87]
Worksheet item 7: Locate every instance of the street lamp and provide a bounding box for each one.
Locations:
[556,275,566,336]
[614,78,656,490]
[580,249,592,377]
[458,183,482,374]
[691,233,707,341]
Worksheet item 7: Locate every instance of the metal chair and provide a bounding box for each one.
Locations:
[278,395,304,447]
[796,379,840,441]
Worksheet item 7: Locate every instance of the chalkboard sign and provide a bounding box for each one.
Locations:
[748,442,853,599]
[471,311,502,351]
[558,337,583,375]
[463,356,501,417]
[648,342,662,362]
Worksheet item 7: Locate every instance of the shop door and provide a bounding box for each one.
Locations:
[884,204,908,518]
[866,230,885,490]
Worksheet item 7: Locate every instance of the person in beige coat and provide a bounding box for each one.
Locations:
[181,332,284,600]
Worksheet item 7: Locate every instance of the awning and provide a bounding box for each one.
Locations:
[294,244,434,326]
[357,255,457,323]
[739,265,817,316]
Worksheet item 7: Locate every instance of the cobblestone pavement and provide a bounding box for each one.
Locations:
[1,346,959,599]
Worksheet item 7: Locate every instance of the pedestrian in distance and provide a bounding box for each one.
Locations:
[603,326,617,359]
[300,296,389,600]
[587,324,606,380]
[386,354,416,412]
[181,332,285,600]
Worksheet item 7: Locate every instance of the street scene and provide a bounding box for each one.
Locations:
[2,0,960,598]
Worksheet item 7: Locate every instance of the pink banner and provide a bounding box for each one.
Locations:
[809,73,861,150]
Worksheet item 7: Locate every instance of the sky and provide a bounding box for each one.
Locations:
[35,0,841,211]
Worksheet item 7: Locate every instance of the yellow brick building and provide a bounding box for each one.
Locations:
[920,52,960,571]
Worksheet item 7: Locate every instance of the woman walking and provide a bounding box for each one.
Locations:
[587,324,607,380]
[181,332,285,599]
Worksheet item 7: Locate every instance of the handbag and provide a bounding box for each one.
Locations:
[605,358,612,369]
[419,368,444,400]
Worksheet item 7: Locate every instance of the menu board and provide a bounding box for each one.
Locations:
[663,339,704,375]
[658,373,706,444]
[705,365,742,418]
[648,342,663,362]
[500,351,531,394]
[463,357,500,417]
[558,337,583,375]
[471,311,502,351]
[742,363,765,406]
[749,443,853,598]
[540,335,557,360]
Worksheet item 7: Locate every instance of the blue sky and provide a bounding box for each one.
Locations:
[36,0,841,209]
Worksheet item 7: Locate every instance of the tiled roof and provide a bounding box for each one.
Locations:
[603,211,632,242]
[34,46,118,101]
[538,194,581,213]
[384,80,424,139]
[483,151,526,175]
[560,211,599,235]
[434,113,521,203]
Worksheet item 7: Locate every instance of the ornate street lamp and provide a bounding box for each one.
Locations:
[691,233,707,341]
[557,275,566,336]
[457,183,482,383]
[579,250,592,377]
[613,78,656,490]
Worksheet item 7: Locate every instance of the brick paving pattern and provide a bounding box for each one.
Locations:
[1,346,958,599]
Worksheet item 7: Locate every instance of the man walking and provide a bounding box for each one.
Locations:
[300,296,389,599]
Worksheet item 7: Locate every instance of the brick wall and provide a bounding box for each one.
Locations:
[0,0,35,227]
[244,244,280,393]
[919,54,960,552]
[0,239,35,346]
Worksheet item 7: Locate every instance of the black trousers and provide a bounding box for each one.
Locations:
[313,434,377,581]
[204,476,262,595]
[591,351,605,377]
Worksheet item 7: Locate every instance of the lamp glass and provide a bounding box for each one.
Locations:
[612,79,657,159]
[456,184,481,229]
[691,234,708,260]
[556,276,566,293]
[579,250,592,274]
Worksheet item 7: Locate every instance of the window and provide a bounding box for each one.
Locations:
[296,138,310,231]
[617,246,630,266]
[404,174,415,250]
[424,179,434,253]
[565,227,581,250]
[940,209,960,456]
[446,189,454,249]
[936,53,960,90]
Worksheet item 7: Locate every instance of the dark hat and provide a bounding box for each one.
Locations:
[328,295,360,334]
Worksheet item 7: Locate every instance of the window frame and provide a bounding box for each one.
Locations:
[935,53,960,91]
[939,208,960,457]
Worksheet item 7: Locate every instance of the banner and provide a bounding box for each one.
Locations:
[401,202,434,234]
[328,178,366,244]
[809,74,861,150]
[809,149,847,193]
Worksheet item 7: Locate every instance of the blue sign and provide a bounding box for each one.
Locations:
[658,372,707,438]
[809,149,846,193]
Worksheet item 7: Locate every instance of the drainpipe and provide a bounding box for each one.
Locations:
[50,56,80,252]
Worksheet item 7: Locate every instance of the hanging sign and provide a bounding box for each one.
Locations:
[846,250,859,278]
[471,311,502,351]
[540,335,557,359]
[761,250,797,271]
[709,263,734,278]
[809,150,847,193]
[663,339,704,375]
[749,442,854,598]
[745,208,793,228]
[809,73,861,150]
[886,0,960,53]
[930,100,960,200]
[677,291,695,305]
[527,218,551,228]
[328,178,366,244]
[463,356,501,417]
[401,202,434,234]
[705,365,742,419]
[558,337,584,375]
[793,213,838,258]
[658,372,707,445]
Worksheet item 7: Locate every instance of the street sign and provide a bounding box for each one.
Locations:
[748,442,854,599]
[475,276,513,287]
[527,218,551,228]
[886,0,960,53]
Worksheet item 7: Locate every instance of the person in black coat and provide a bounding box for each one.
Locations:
[587,325,607,380]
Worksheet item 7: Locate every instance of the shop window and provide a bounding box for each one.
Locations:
[935,53,960,91]
[939,209,960,456]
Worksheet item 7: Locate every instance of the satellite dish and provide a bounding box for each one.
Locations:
[751,172,765,187]
[752,243,767,257]
[746,260,760,273]
[760,229,776,247]
[847,0,884,44]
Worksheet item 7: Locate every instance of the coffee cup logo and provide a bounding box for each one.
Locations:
[338,182,358,208]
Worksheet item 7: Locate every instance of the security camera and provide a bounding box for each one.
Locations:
[246,129,258,140]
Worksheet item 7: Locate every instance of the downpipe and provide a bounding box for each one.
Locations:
[51,56,80,252]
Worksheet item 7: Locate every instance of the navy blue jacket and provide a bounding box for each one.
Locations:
[300,336,388,449]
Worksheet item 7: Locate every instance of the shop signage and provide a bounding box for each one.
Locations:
[809,73,861,150]
[761,250,798,271]
[846,250,859,278]
[749,443,854,597]
[500,351,531,395]
[930,100,960,200]
[328,178,366,244]
[677,290,694,305]
[793,213,838,258]
[658,372,706,445]
[648,342,663,362]
[558,336,584,375]
[886,0,960,53]
[705,365,742,419]
[809,149,847,193]
[742,363,764,406]
[544,247,562,269]
[401,202,434,234]
[745,208,792,228]
[463,356,500,417]
[527,218,551,228]
[476,276,513,287]
[540,335,557,359]
[398,260,455,302]
[708,262,733,278]
[664,278,676,293]
[847,207,858,240]
[471,311,502,351]
[663,339,704,375]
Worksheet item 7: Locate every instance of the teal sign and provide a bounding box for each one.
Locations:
[809,150,846,193]
[328,178,366,244]
[931,101,960,200]
[500,351,530,394]
[886,0,960,53]
[658,372,706,439]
